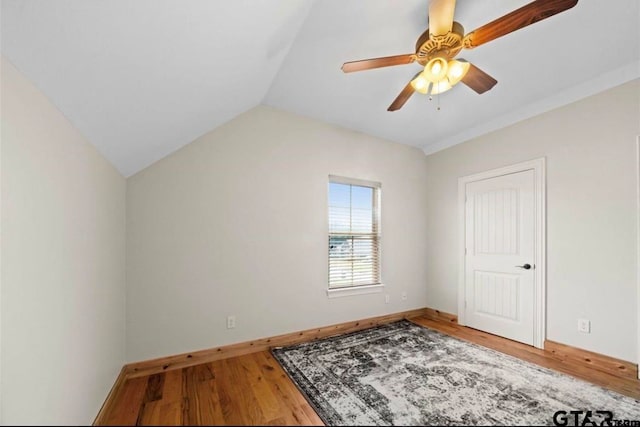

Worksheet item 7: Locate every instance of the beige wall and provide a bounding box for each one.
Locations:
[126,106,430,362]
[1,57,127,424]
[425,79,639,362]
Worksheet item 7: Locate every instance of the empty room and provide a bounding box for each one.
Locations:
[1,0,639,425]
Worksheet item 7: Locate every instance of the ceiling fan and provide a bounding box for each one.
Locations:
[341,0,579,111]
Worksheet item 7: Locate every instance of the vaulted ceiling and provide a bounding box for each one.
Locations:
[2,0,639,176]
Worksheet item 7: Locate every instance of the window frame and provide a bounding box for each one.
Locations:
[326,175,383,298]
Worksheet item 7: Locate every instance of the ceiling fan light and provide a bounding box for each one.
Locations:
[447,59,470,85]
[410,73,431,94]
[423,57,448,82]
[431,79,452,95]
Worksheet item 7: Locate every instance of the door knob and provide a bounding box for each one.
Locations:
[516,264,532,270]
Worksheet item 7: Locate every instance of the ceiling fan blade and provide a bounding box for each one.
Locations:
[341,54,416,73]
[387,79,417,112]
[463,0,578,49]
[429,0,457,36]
[460,62,498,94]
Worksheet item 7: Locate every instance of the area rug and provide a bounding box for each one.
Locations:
[271,320,640,426]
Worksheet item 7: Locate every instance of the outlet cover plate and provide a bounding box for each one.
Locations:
[227,315,236,329]
[577,318,590,333]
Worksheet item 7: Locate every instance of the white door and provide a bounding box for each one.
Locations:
[464,169,535,345]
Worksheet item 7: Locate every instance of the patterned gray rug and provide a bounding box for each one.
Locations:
[272,320,640,426]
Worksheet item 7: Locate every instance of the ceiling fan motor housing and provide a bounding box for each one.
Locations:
[415,21,465,64]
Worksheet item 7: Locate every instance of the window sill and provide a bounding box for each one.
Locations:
[326,283,385,298]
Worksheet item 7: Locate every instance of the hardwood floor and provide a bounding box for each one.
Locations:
[100,350,323,426]
[97,315,639,425]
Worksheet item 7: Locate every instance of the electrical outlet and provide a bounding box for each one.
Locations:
[385,294,390,304]
[227,315,236,329]
[401,292,407,301]
[577,318,590,333]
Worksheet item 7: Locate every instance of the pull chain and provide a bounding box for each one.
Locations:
[428,84,442,111]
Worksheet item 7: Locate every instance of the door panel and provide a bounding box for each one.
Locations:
[473,271,520,321]
[474,189,519,255]
[465,169,535,345]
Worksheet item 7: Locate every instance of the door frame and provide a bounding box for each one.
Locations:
[636,136,640,379]
[457,157,546,349]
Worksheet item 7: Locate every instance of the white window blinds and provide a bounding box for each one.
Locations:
[328,176,381,289]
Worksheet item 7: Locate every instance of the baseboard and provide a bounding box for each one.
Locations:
[421,307,458,324]
[544,340,638,381]
[124,307,430,379]
[93,366,129,426]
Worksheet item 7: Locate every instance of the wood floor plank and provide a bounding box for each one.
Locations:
[240,353,281,421]
[300,402,324,426]
[252,351,324,426]
[197,373,227,425]
[215,358,253,425]
[182,363,226,425]
[229,356,268,424]
[101,376,148,426]
[135,373,166,425]
[137,400,161,426]
[97,316,639,425]
[144,373,165,402]
[161,369,183,403]
[158,401,183,426]
[136,369,183,426]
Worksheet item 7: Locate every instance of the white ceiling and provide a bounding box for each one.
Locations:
[1,0,313,176]
[2,0,639,177]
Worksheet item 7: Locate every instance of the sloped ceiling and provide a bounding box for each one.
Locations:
[2,0,639,177]
[1,0,313,176]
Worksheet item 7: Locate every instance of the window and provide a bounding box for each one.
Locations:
[328,176,381,290]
